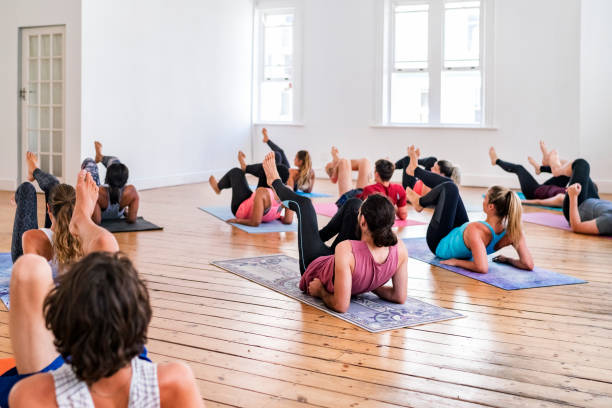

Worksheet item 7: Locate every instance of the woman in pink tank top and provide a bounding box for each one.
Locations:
[262,153,408,313]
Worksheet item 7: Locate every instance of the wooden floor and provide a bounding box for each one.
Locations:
[1,179,611,407]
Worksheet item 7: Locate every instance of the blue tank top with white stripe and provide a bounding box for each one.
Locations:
[435,221,506,260]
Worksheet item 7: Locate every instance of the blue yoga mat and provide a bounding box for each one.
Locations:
[403,238,586,290]
[199,206,297,234]
[249,185,331,198]
[0,254,12,309]
[212,254,463,332]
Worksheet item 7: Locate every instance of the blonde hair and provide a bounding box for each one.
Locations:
[295,150,312,188]
[487,186,523,244]
[49,184,83,268]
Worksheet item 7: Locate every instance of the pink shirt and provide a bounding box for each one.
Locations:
[299,241,399,295]
[235,188,282,223]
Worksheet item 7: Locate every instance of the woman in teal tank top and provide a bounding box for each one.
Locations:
[404,146,534,274]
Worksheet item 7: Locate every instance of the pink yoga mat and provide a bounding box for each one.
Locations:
[523,212,612,238]
[314,203,426,228]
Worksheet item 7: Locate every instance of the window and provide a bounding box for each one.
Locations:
[253,4,300,123]
[384,0,487,126]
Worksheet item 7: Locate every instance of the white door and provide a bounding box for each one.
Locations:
[21,26,65,182]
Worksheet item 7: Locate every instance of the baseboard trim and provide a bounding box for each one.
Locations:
[131,169,229,191]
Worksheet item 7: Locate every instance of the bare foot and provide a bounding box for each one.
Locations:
[69,170,99,237]
[528,156,541,175]
[238,151,247,171]
[94,141,104,163]
[331,146,339,162]
[262,128,269,143]
[405,145,418,176]
[209,176,221,194]
[405,186,423,212]
[488,147,498,166]
[262,152,281,187]
[26,151,38,182]
[540,141,549,166]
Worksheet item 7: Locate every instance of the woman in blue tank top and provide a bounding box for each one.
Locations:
[404,146,534,274]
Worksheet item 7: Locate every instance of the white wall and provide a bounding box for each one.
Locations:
[253,0,585,190]
[81,0,254,190]
[580,0,612,192]
[0,0,81,190]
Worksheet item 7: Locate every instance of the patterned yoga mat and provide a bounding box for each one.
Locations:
[0,253,12,309]
[212,254,463,332]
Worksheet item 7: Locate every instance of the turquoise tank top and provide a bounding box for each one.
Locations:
[435,221,506,260]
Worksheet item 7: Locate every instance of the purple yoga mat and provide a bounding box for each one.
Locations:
[523,212,612,238]
[402,238,586,290]
[314,203,426,228]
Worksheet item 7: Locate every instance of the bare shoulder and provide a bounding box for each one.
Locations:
[396,238,408,260]
[22,229,48,244]
[158,362,199,405]
[334,240,353,254]
[9,373,56,408]
[123,184,139,199]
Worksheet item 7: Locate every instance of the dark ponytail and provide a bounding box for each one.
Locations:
[437,160,461,185]
[104,163,129,205]
[359,194,397,247]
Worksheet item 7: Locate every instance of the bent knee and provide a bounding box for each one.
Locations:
[338,158,351,170]
[11,254,52,287]
[572,158,589,171]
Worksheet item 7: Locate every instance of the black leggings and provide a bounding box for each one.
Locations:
[495,159,541,199]
[217,168,253,215]
[33,168,60,228]
[11,182,39,262]
[562,159,599,221]
[415,169,468,253]
[318,198,361,252]
[395,156,437,189]
[245,163,290,189]
[267,139,291,169]
[539,166,571,188]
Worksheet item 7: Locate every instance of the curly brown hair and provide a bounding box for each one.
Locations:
[43,252,152,384]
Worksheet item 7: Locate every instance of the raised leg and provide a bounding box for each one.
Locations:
[319,197,361,250]
[353,158,371,189]
[494,159,540,199]
[81,157,100,186]
[562,159,599,221]
[11,183,39,262]
[217,168,253,215]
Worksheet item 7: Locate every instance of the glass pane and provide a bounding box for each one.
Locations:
[264,65,292,80]
[53,107,62,129]
[52,131,63,153]
[52,58,62,80]
[40,107,50,128]
[40,82,50,104]
[41,130,50,153]
[28,130,39,152]
[441,70,481,124]
[40,154,50,173]
[394,7,428,69]
[444,3,480,68]
[41,35,50,57]
[29,36,38,57]
[29,59,38,81]
[52,155,63,177]
[53,34,62,56]
[29,82,39,104]
[260,81,293,122]
[41,59,50,80]
[52,83,62,104]
[28,107,38,129]
[264,26,293,72]
[390,72,429,123]
[264,13,294,27]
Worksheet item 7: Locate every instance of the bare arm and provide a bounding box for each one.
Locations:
[396,205,408,220]
[309,241,353,313]
[123,186,140,224]
[287,169,297,190]
[373,242,408,303]
[281,207,294,224]
[441,228,489,273]
[567,184,600,235]
[494,233,535,270]
[228,190,265,227]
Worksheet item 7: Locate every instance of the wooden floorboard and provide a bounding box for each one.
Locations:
[1,178,611,407]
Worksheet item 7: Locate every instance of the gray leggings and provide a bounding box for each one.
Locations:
[11,168,59,262]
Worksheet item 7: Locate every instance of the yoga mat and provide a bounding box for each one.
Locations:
[313,203,427,228]
[212,254,463,332]
[199,206,297,234]
[101,217,163,233]
[522,212,571,231]
[249,185,331,198]
[0,254,12,309]
[403,238,586,290]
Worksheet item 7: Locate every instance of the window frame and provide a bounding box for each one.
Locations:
[379,0,494,128]
[253,1,303,125]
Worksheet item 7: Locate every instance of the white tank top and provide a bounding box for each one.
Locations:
[51,357,160,407]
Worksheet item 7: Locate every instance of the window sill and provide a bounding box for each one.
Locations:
[371,123,498,130]
[253,121,304,127]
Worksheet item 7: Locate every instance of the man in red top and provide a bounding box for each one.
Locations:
[359,159,408,220]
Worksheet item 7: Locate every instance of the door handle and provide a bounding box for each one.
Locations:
[19,88,34,101]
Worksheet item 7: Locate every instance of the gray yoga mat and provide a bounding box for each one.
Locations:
[101,217,163,233]
[212,254,463,332]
